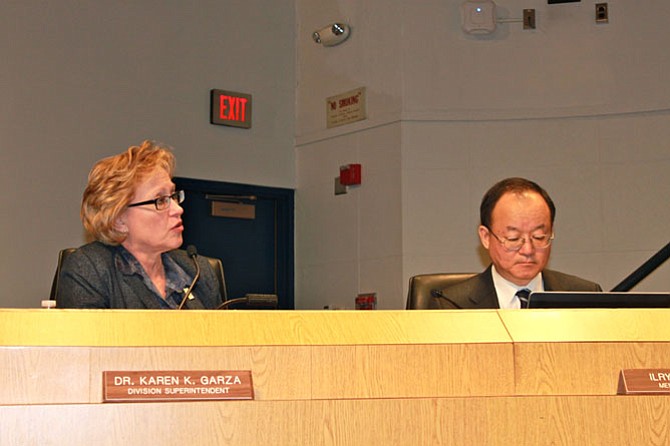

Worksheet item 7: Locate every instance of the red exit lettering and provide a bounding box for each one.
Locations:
[219,95,248,122]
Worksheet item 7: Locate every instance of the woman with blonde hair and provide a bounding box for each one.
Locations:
[58,140,222,309]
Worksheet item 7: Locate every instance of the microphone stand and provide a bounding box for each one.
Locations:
[217,294,278,310]
[430,289,463,309]
[178,246,200,309]
[217,297,249,310]
[611,241,670,292]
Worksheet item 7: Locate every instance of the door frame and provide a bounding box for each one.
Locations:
[174,177,295,309]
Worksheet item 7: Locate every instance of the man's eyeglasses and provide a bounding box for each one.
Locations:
[127,190,185,211]
[488,229,554,252]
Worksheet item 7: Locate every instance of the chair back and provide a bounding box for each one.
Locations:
[50,248,228,304]
[49,248,77,302]
[406,272,476,309]
[205,256,228,302]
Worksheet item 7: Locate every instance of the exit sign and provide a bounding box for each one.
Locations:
[210,89,252,129]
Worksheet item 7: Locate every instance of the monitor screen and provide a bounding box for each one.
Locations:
[528,291,670,309]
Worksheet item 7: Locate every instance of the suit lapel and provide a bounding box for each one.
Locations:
[542,269,559,291]
[467,266,500,308]
[114,251,164,309]
[121,273,164,309]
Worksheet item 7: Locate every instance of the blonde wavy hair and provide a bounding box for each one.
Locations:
[81,140,176,245]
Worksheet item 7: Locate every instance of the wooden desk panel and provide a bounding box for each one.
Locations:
[311,343,514,399]
[0,309,509,347]
[0,347,90,404]
[2,309,670,444]
[3,309,670,403]
[500,309,670,395]
[1,396,668,446]
[499,309,670,343]
[515,342,670,395]
[1,309,513,404]
[1,343,515,404]
[89,346,313,402]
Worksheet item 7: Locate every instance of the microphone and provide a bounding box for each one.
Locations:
[246,293,279,308]
[178,245,200,309]
[430,289,463,309]
[217,293,278,310]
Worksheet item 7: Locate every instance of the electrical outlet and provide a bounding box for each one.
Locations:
[595,3,608,23]
[523,9,536,29]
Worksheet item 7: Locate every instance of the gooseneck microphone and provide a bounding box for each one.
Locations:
[430,289,463,309]
[217,294,278,310]
[178,245,200,309]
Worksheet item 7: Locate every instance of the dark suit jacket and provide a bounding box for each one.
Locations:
[429,265,602,309]
[57,241,222,309]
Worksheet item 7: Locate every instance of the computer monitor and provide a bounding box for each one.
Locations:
[527,291,670,309]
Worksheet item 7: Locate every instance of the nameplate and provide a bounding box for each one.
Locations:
[211,201,256,220]
[103,370,254,402]
[617,369,670,395]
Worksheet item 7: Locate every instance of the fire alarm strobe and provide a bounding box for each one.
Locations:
[339,164,361,186]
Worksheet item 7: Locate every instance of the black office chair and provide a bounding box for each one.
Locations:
[49,248,77,303]
[206,256,228,303]
[49,248,228,304]
[406,272,476,309]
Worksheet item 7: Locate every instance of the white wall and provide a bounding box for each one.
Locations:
[0,1,295,308]
[296,123,403,310]
[295,1,405,309]
[296,0,670,310]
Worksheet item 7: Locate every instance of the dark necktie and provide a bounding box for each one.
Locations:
[516,289,530,309]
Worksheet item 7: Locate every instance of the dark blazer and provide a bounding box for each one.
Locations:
[429,265,602,309]
[57,241,222,309]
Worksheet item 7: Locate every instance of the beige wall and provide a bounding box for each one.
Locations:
[295,0,670,309]
[2,1,668,309]
[0,1,295,307]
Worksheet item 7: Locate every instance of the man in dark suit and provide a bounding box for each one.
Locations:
[430,177,601,309]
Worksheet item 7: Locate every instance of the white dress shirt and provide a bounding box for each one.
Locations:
[491,265,544,309]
